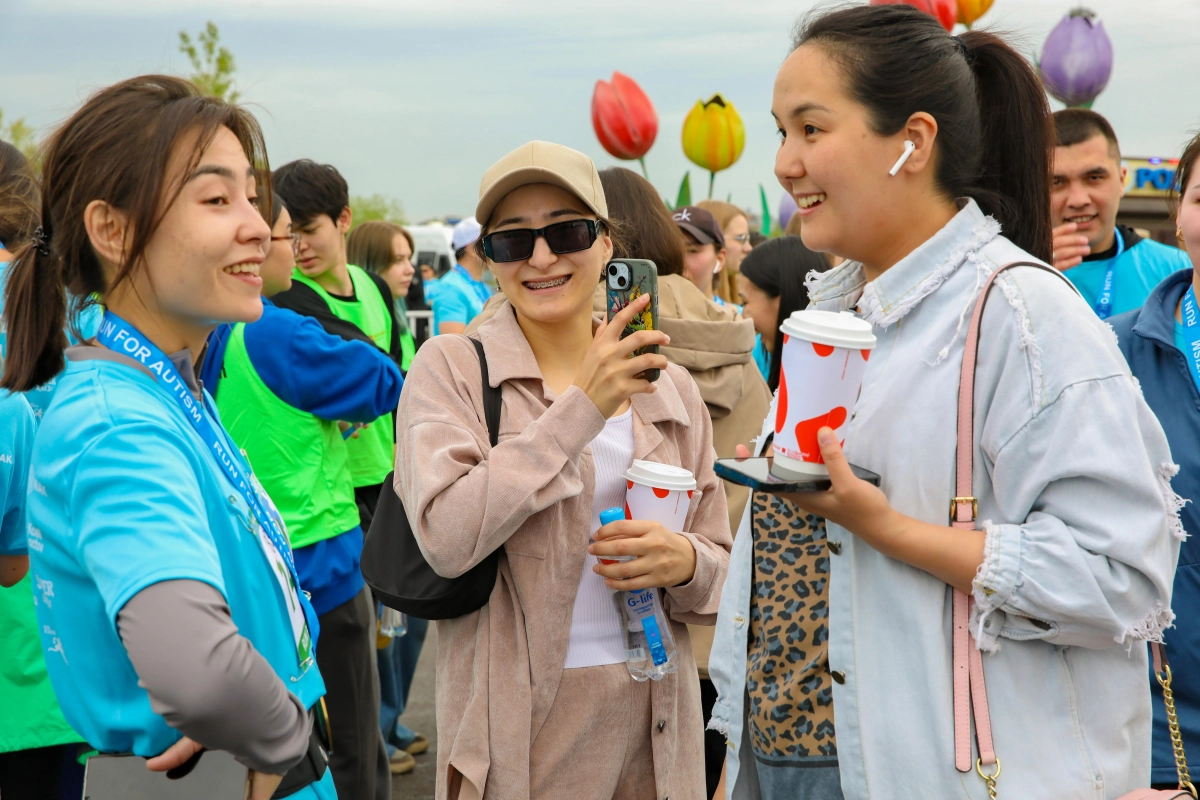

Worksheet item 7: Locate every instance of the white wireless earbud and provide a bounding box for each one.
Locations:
[888,140,916,176]
[714,259,725,275]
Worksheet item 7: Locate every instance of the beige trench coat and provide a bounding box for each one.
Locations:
[394,302,732,800]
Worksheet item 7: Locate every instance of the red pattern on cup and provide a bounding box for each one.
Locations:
[794,406,848,463]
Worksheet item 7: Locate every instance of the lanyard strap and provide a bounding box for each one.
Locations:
[96,311,316,669]
[1092,228,1126,320]
[1182,286,1200,393]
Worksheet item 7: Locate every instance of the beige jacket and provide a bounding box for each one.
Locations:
[394,303,732,800]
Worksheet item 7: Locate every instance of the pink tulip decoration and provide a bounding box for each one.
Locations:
[1039,8,1114,109]
[869,0,957,32]
[592,72,659,178]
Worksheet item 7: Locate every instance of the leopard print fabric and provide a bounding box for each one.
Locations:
[745,491,837,761]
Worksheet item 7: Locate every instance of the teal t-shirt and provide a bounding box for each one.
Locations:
[26,358,325,757]
[0,391,34,556]
[1064,229,1192,319]
[431,265,492,333]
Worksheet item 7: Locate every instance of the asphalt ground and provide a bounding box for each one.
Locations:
[391,622,438,800]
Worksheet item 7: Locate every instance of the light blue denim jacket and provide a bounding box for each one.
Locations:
[708,201,1183,799]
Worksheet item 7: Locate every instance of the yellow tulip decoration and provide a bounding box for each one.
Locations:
[681,94,745,198]
[957,0,994,29]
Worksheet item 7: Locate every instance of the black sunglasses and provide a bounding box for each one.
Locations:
[482,219,600,263]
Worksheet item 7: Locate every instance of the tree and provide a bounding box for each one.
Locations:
[179,22,239,102]
[0,108,40,166]
[350,194,407,229]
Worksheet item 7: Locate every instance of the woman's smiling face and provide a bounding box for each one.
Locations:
[773,44,913,265]
[485,183,611,326]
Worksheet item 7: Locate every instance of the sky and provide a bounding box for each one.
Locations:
[2,0,1199,222]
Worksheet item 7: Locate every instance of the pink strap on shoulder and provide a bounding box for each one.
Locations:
[952,261,1073,774]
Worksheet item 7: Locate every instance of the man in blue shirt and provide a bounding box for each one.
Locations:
[1051,109,1190,319]
[432,217,493,334]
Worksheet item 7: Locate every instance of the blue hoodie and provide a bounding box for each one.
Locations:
[1111,267,1200,785]
[202,299,403,615]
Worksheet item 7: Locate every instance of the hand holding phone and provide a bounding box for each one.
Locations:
[573,292,669,418]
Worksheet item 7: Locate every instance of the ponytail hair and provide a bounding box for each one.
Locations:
[793,5,1053,262]
[1,75,270,392]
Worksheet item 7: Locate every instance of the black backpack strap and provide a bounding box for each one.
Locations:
[468,337,502,447]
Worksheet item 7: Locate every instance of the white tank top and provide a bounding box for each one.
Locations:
[563,406,634,669]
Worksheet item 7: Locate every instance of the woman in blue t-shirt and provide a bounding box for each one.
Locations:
[1,75,335,800]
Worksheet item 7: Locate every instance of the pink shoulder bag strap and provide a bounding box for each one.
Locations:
[954,261,1195,799]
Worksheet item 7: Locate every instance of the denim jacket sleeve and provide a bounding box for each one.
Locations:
[969,272,1181,651]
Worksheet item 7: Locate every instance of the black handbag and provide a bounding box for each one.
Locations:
[362,337,503,620]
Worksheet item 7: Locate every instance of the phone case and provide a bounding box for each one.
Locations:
[606,258,660,382]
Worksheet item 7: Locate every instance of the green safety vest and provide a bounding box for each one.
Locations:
[214,322,361,548]
[291,265,395,487]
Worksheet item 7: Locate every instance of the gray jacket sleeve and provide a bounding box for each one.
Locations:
[117,580,311,775]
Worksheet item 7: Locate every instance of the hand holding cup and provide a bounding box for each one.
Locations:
[590,520,696,590]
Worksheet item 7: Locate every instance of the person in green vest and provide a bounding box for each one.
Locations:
[346,220,417,372]
[202,191,403,800]
[270,160,406,532]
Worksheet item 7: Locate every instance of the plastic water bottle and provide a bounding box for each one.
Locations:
[379,606,407,638]
[597,506,679,681]
[621,587,679,681]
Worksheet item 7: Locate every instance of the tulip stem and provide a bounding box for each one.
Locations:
[638,157,649,180]
[708,171,715,199]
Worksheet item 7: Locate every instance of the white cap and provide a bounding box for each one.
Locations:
[451,217,482,251]
[626,460,697,492]
[780,309,876,350]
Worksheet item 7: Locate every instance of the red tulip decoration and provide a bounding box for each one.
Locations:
[592,72,658,178]
[869,0,956,31]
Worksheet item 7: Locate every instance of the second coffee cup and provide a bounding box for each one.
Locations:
[624,460,696,531]
[774,309,876,476]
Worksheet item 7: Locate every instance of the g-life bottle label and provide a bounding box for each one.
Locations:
[626,589,669,666]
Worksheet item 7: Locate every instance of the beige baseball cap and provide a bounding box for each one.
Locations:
[475,141,608,227]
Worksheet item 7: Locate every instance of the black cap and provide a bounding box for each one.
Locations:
[672,206,725,247]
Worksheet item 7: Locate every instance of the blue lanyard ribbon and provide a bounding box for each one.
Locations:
[1093,228,1126,320]
[96,311,316,672]
[1182,285,1200,393]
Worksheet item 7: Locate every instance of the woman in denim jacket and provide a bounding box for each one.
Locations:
[708,7,1180,798]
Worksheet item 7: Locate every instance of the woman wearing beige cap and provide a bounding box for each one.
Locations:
[392,141,732,800]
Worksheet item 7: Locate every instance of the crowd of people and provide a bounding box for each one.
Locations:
[1,4,1199,800]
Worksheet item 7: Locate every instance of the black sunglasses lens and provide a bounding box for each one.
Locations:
[488,230,534,262]
[544,220,595,254]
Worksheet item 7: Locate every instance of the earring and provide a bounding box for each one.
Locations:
[1178,226,1186,245]
[889,140,916,176]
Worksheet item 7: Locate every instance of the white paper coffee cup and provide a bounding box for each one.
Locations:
[773,310,876,476]
[624,460,697,532]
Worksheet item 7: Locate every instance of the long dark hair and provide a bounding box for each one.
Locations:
[0,141,38,251]
[598,167,684,276]
[739,235,829,392]
[1172,132,1200,219]
[1,75,270,392]
[794,5,1053,262]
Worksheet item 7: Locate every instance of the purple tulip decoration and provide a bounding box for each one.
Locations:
[778,191,799,231]
[1039,8,1114,109]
